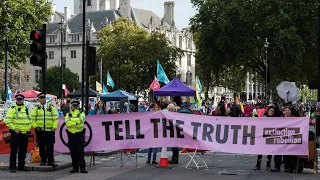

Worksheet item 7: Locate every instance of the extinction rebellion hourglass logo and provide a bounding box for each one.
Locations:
[263,128,302,144]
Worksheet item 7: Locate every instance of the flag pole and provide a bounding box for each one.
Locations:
[100,59,103,87]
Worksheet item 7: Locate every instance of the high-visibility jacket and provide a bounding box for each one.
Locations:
[65,109,85,134]
[31,104,58,131]
[4,104,31,134]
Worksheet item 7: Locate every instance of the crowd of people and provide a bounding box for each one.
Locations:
[2,93,318,174]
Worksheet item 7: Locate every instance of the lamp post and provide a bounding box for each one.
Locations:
[58,21,65,99]
[118,47,121,89]
[264,38,269,102]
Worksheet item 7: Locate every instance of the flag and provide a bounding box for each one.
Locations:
[195,82,201,108]
[63,84,70,97]
[149,76,160,91]
[96,81,102,93]
[7,85,12,101]
[235,96,240,103]
[103,83,108,94]
[107,71,115,89]
[196,76,203,92]
[157,60,170,84]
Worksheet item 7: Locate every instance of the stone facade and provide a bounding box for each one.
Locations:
[28,0,196,94]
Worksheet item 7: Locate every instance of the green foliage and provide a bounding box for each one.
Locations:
[190,0,317,91]
[35,66,81,97]
[92,17,183,93]
[300,86,317,102]
[0,0,53,66]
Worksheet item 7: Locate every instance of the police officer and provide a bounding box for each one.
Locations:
[4,94,31,173]
[31,92,58,167]
[65,101,88,173]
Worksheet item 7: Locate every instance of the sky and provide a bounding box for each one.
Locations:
[53,0,197,29]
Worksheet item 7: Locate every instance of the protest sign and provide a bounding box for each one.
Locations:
[0,123,36,154]
[55,111,309,155]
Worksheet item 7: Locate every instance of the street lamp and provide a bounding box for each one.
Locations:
[264,38,269,101]
[58,21,65,99]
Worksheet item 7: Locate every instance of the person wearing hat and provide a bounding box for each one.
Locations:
[4,94,31,173]
[65,100,88,173]
[31,92,58,167]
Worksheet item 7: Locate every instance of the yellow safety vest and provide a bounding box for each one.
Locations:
[4,105,31,134]
[31,104,58,131]
[65,109,85,133]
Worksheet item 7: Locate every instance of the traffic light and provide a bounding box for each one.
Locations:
[87,46,96,76]
[30,29,46,67]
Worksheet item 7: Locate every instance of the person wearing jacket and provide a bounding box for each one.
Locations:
[271,104,295,172]
[95,100,107,115]
[65,101,88,173]
[253,106,275,170]
[4,94,32,173]
[31,92,58,167]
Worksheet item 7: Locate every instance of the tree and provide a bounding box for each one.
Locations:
[35,66,81,97]
[0,0,52,66]
[190,0,317,89]
[93,17,183,93]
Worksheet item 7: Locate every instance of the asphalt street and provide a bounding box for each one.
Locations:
[0,151,318,180]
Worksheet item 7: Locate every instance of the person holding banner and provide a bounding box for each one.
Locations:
[65,101,88,173]
[4,94,31,173]
[271,104,296,172]
[253,106,275,170]
[167,103,180,164]
[31,92,58,167]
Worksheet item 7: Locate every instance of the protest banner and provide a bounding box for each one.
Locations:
[0,122,37,154]
[55,111,309,155]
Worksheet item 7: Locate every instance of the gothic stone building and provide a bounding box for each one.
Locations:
[28,0,196,91]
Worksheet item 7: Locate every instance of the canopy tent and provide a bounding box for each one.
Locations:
[67,88,99,98]
[154,78,196,97]
[13,90,57,100]
[100,90,137,101]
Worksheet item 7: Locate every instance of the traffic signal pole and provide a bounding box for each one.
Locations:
[85,41,90,115]
[317,4,320,138]
[42,24,46,94]
[81,0,86,111]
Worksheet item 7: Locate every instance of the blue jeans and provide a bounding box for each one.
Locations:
[148,148,158,161]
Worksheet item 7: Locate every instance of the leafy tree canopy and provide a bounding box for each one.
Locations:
[0,0,53,66]
[190,0,317,90]
[35,66,81,98]
[92,17,183,93]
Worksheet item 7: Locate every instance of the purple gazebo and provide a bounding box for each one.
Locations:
[153,78,196,97]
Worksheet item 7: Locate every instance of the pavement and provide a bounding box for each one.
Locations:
[0,150,318,180]
[0,151,118,171]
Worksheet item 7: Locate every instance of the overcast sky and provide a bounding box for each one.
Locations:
[53,0,197,29]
